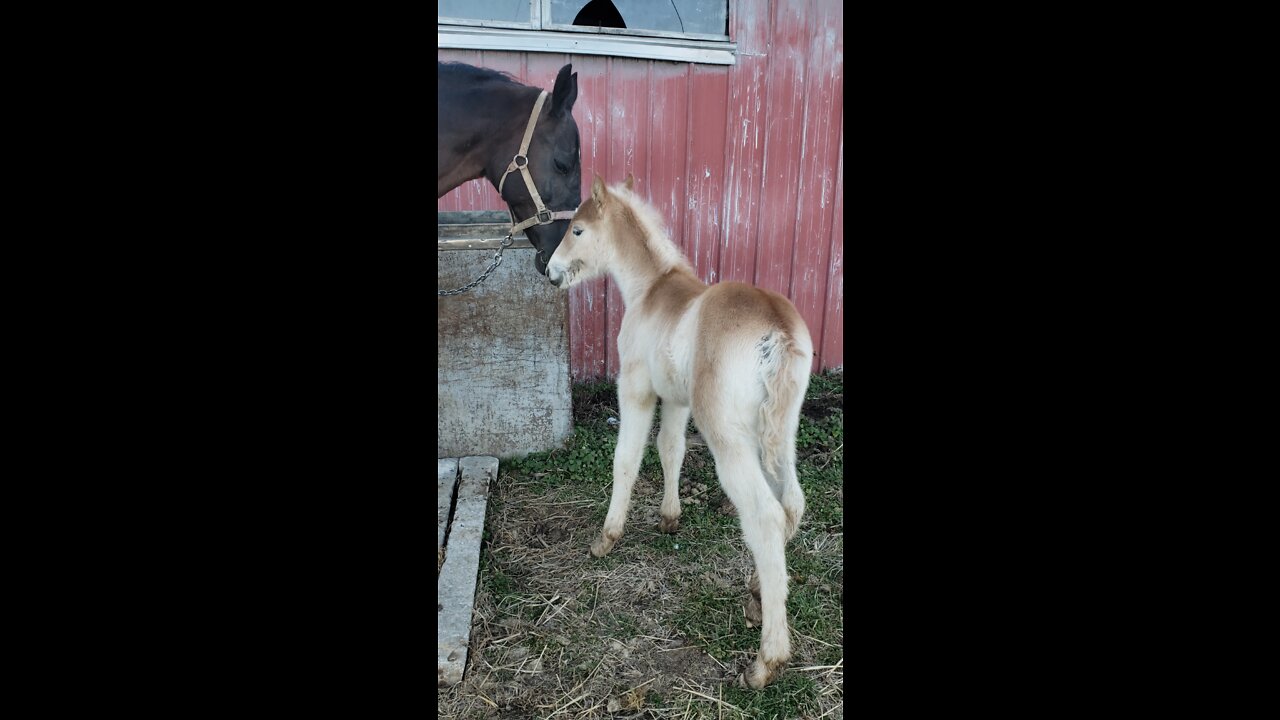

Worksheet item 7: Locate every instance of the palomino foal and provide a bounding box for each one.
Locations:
[546,175,813,689]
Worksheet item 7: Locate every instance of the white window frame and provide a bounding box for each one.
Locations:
[438,0,736,66]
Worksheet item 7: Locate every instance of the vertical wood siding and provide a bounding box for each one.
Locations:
[438,0,844,378]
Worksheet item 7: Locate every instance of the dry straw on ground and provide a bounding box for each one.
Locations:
[439,372,843,719]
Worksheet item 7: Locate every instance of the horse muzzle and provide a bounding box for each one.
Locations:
[525,221,570,276]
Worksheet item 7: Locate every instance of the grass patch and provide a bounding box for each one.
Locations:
[440,370,843,719]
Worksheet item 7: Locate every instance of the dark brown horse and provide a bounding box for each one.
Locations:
[438,62,582,275]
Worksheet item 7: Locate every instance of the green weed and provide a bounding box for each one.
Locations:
[442,371,843,720]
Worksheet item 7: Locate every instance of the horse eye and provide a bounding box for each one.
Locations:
[555,160,569,174]
[572,226,583,236]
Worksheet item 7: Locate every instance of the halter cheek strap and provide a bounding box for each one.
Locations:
[498,90,577,236]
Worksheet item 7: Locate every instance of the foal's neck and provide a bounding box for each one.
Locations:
[609,224,703,310]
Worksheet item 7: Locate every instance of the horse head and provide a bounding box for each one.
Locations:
[497,64,582,276]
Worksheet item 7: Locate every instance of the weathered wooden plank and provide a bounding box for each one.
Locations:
[604,58,650,190]
[437,456,498,687]
[790,1,844,372]
[646,61,690,260]
[437,237,534,251]
[604,57,650,377]
[820,131,844,370]
[524,52,569,95]
[438,223,532,249]
[753,0,808,297]
[438,48,480,65]
[719,0,769,285]
[479,50,525,83]
[437,178,497,213]
[566,52,611,379]
[684,64,729,284]
[437,210,513,225]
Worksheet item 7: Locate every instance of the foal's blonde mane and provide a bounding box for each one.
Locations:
[608,183,693,275]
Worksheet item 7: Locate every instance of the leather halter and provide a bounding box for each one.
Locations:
[497,90,577,237]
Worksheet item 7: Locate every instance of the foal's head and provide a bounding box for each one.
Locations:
[546,174,637,289]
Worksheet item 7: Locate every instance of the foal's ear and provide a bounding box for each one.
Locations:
[623,173,634,191]
[591,175,606,207]
[552,64,578,117]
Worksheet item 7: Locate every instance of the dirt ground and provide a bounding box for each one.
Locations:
[439,374,843,719]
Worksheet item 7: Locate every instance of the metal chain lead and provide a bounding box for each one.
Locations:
[437,235,515,296]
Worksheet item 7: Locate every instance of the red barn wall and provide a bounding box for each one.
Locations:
[438,0,843,379]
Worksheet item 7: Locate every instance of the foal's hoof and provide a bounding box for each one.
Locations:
[657,516,680,534]
[738,657,786,689]
[590,534,616,558]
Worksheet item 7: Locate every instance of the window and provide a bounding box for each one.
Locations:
[438,0,735,65]
[438,0,536,27]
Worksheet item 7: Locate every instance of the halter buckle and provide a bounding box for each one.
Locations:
[536,209,552,224]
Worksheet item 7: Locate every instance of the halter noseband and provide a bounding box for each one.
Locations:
[498,90,577,240]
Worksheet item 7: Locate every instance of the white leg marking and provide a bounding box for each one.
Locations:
[591,370,656,558]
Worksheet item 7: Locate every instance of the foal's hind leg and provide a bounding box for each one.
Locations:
[590,369,657,558]
[657,402,691,533]
[708,438,792,689]
[748,421,805,625]
[761,390,806,543]
[775,441,806,543]
[745,569,763,627]
[742,450,798,625]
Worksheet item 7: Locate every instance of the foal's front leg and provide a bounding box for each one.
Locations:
[590,371,656,557]
[657,402,692,533]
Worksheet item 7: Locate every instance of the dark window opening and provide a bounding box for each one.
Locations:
[573,0,626,29]
[553,0,727,37]
[440,1,730,40]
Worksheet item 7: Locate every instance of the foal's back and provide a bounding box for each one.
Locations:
[628,272,809,418]
[689,281,813,424]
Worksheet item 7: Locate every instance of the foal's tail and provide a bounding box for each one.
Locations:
[758,329,811,483]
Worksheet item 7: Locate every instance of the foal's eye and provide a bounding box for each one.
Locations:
[572,226,583,236]
[555,159,570,174]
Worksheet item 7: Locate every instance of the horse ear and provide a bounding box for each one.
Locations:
[552,64,578,117]
[624,173,634,191]
[591,175,606,207]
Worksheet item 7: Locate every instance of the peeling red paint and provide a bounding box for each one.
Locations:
[438,0,844,377]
